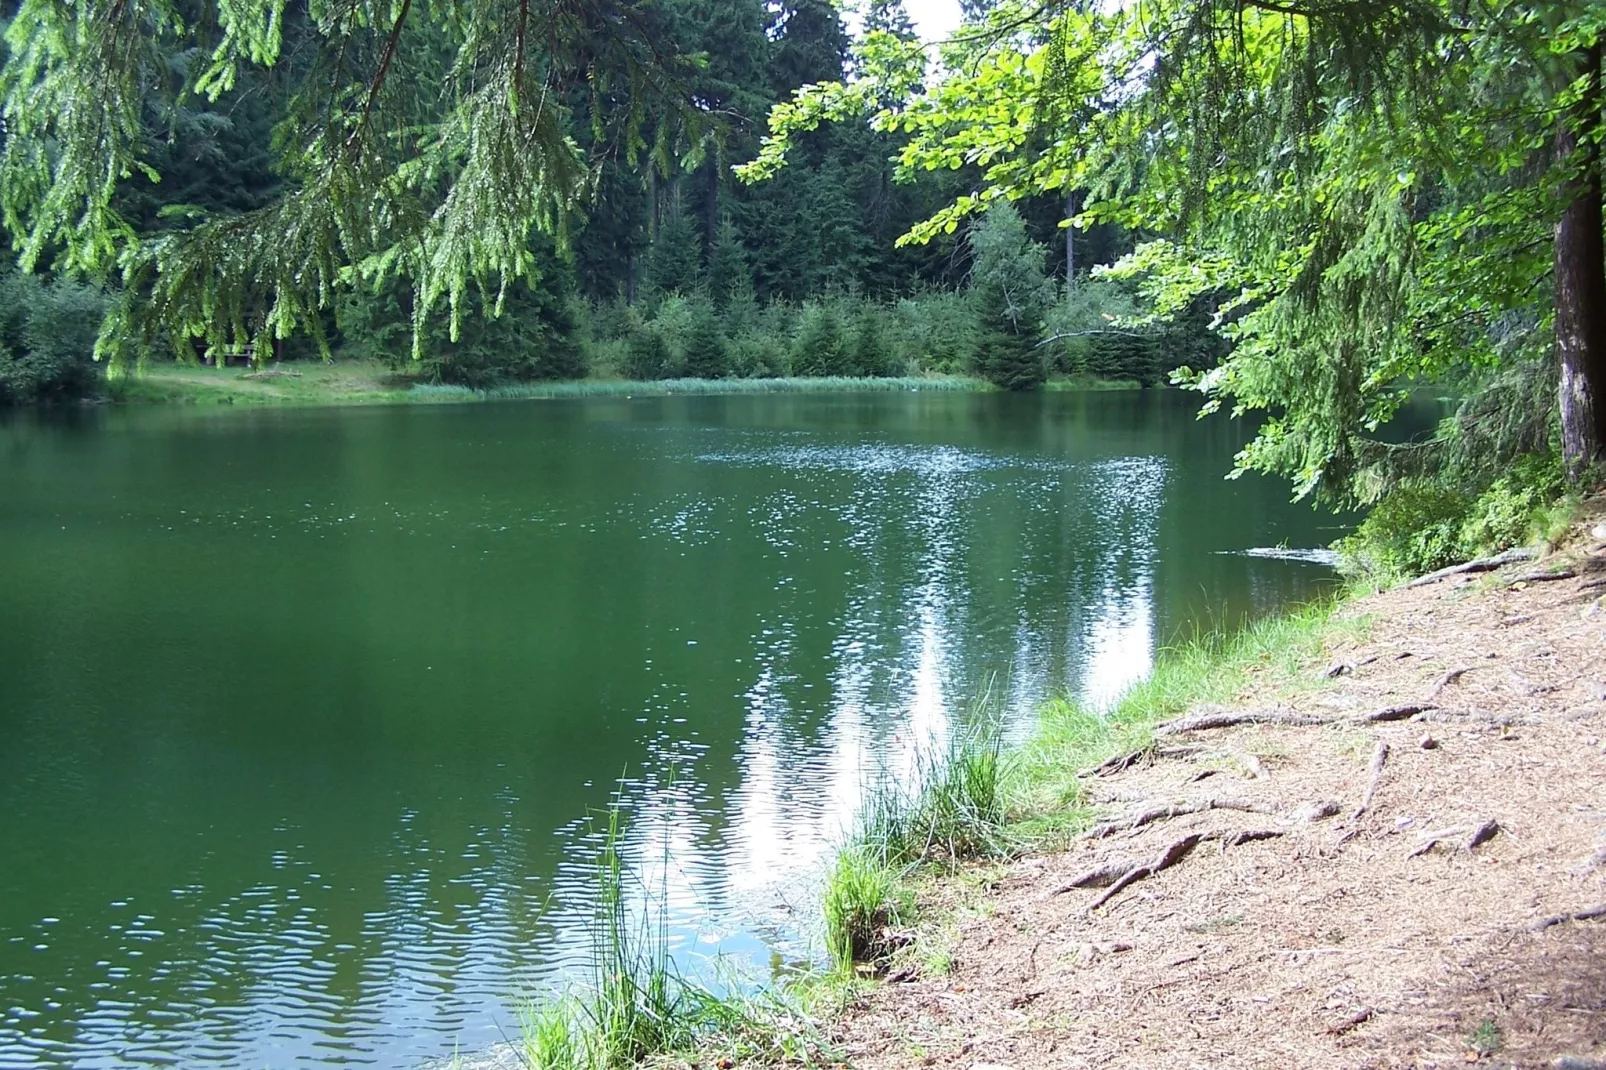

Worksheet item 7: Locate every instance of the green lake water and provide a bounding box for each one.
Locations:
[0,389,1350,1068]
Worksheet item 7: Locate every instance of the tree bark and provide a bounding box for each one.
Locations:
[1065,188,1078,302]
[1556,43,1606,479]
[703,155,721,263]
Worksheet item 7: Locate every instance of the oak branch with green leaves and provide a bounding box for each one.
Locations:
[0,0,706,364]
[739,0,1606,504]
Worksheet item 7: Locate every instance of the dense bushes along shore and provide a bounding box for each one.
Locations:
[0,205,1223,404]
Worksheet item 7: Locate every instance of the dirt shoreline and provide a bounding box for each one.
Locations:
[829,510,1606,1069]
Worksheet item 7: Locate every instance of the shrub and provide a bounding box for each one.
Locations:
[894,290,977,373]
[1335,481,1472,581]
[0,273,107,404]
[624,327,671,381]
[1458,453,1568,554]
[791,301,849,377]
[647,294,695,374]
[681,302,729,379]
[851,305,901,377]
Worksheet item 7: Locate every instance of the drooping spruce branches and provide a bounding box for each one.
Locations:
[0,0,706,363]
[743,0,1606,501]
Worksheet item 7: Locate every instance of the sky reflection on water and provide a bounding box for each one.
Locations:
[0,391,1344,1067]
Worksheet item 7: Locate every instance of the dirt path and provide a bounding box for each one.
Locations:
[832,516,1606,1069]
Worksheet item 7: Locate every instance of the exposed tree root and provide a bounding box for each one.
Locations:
[1291,799,1342,823]
[1083,828,1286,911]
[1218,828,1285,849]
[1235,751,1268,780]
[1425,668,1470,699]
[1322,655,1378,678]
[1414,709,1529,727]
[1404,547,1536,588]
[1087,835,1204,911]
[1156,704,1440,734]
[1081,744,1203,778]
[1408,818,1500,858]
[1510,569,1578,584]
[1083,798,1273,839]
[1054,859,1143,893]
[1356,703,1438,724]
[1351,741,1390,820]
[1529,905,1606,933]
[1154,708,1334,736]
[1466,818,1501,850]
[1325,1007,1375,1035]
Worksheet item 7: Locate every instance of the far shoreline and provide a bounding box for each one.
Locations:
[91,360,1152,410]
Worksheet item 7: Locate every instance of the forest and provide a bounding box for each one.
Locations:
[0,0,1224,403]
[0,0,1603,573]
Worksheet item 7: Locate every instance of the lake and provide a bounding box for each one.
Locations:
[0,389,1349,1068]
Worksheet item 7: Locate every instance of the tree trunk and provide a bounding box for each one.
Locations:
[647,168,660,242]
[1065,188,1078,302]
[1556,43,1606,480]
[703,156,720,263]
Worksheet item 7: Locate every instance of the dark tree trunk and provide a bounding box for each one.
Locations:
[703,156,720,262]
[1556,43,1606,479]
[647,168,659,242]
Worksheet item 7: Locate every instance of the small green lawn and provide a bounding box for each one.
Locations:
[108,361,421,407]
[106,361,1153,409]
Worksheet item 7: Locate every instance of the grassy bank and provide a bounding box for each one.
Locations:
[104,362,1164,409]
[816,598,1359,982]
[106,363,992,408]
[471,596,1362,1069]
[108,361,421,406]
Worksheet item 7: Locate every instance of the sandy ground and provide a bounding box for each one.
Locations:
[830,512,1606,1070]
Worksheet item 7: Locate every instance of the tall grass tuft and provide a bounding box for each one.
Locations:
[821,848,903,970]
[821,715,1007,973]
[581,806,694,1063]
[518,802,827,1070]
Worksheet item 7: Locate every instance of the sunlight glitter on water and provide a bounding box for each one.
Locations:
[0,392,1342,1068]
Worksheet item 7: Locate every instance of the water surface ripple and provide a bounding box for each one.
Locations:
[0,391,1350,1067]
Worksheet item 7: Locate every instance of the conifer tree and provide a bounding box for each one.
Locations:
[968,204,1050,391]
[682,301,730,378]
[791,301,849,376]
[625,327,672,380]
[852,306,899,377]
[706,218,754,311]
[645,208,705,300]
